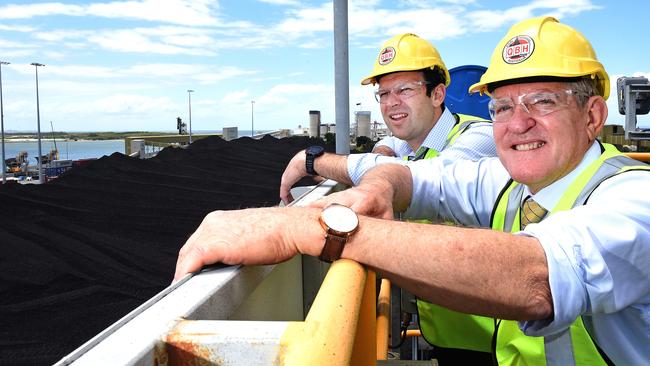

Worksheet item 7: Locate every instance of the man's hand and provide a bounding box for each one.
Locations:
[173,207,320,282]
[310,163,412,219]
[310,184,394,220]
[372,145,397,157]
[280,150,312,204]
[280,150,353,204]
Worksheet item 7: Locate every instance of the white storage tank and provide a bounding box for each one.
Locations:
[222,127,238,141]
[130,139,145,159]
[309,110,321,138]
[320,123,330,136]
[356,111,371,137]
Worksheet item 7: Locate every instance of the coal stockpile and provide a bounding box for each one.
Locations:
[0,135,333,366]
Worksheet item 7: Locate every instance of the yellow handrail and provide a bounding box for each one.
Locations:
[280,259,375,365]
[376,278,391,360]
[353,270,377,366]
[624,152,650,162]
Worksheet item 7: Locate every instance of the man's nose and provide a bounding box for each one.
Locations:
[384,91,402,106]
[507,103,535,132]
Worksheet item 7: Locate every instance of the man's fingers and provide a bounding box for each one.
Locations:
[283,192,294,205]
[173,222,215,282]
[280,186,294,205]
[173,246,206,282]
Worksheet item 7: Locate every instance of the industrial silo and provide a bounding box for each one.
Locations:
[356,111,371,137]
[222,127,238,141]
[309,110,321,138]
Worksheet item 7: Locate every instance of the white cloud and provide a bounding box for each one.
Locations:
[87,28,216,55]
[221,90,250,105]
[33,30,81,42]
[0,3,84,19]
[60,93,176,115]
[465,0,601,32]
[0,49,35,58]
[276,3,332,33]
[87,0,220,26]
[195,67,258,85]
[0,0,222,26]
[0,24,36,32]
[258,0,301,5]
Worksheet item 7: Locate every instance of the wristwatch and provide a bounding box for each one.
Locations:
[305,145,325,176]
[318,203,359,263]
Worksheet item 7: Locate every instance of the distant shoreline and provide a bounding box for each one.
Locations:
[4,138,124,142]
[2,132,181,141]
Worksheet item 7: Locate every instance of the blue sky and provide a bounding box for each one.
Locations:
[0,0,648,132]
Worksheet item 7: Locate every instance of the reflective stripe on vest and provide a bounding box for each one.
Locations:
[488,143,650,365]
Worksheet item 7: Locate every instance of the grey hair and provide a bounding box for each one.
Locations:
[567,77,599,106]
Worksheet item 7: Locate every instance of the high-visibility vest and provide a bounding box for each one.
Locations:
[402,113,489,161]
[412,114,494,352]
[418,143,649,365]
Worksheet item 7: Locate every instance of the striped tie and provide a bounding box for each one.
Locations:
[520,196,548,230]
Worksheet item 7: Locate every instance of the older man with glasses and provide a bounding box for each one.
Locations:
[175,17,650,365]
[279,33,496,204]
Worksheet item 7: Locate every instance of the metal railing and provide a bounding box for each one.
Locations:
[56,151,649,365]
[56,179,382,365]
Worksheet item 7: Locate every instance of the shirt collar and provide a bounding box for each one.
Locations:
[397,107,457,157]
[525,142,602,210]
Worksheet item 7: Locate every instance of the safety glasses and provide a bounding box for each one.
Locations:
[374,81,430,104]
[488,89,589,122]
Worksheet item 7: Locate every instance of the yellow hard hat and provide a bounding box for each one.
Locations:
[361,33,450,86]
[469,16,610,100]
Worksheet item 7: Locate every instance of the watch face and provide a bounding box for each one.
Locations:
[307,145,325,156]
[322,204,358,233]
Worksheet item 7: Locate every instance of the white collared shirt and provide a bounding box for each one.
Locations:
[405,142,650,365]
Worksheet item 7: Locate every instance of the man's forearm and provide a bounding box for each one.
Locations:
[341,217,553,321]
[314,153,354,185]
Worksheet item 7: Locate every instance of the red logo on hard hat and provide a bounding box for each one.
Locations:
[502,35,535,64]
[378,47,396,65]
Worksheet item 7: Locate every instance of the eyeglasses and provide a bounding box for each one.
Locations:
[488,89,589,122]
[374,81,430,104]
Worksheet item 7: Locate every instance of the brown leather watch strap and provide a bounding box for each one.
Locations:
[318,231,348,263]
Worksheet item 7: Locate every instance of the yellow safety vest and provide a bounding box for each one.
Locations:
[418,143,649,365]
[413,114,494,354]
[402,113,488,161]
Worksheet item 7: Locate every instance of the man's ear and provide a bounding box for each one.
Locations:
[431,84,446,108]
[585,95,608,141]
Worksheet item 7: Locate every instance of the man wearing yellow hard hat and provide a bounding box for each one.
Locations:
[175,17,650,366]
[279,33,496,204]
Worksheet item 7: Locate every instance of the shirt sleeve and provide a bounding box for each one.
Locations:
[437,122,496,162]
[346,153,408,185]
[405,157,509,226]
[518,171,650,336]
[346,136,404,185]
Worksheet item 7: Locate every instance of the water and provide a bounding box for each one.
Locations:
[3,140,125,164]
[2,131,273,164]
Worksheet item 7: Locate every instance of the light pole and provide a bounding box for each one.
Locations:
[31,62,45,184]
[187,89,194,144]
[251,100,255,137]
[0,61,9,184]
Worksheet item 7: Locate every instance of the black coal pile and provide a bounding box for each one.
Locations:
[0,135,333,366]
